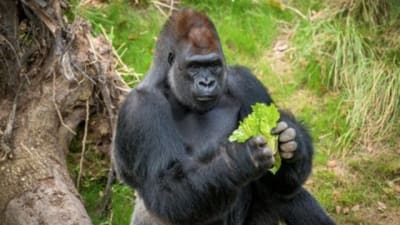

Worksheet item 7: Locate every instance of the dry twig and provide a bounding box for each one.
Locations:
[152,0,179,17]
[77,99,90,189]
[98,166,116,214]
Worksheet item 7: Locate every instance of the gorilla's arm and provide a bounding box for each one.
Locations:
[114,88,261,224]
[228,66,313,196]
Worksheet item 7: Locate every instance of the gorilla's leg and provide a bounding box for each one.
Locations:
[280,188,336,225]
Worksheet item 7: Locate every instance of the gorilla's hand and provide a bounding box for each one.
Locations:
[272,121,298,160]
[246,136,275,169]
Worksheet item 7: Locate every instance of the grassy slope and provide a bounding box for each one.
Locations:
[68,0,400,224]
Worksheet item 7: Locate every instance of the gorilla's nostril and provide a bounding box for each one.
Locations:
[198,78,216,89]
[208,80,216,88]
[198,80,207,87]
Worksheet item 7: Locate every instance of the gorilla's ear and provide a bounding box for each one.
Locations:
[168,52,175,65]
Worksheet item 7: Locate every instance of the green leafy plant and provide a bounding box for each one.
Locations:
[229,103,280,152]
[229,103,281,172]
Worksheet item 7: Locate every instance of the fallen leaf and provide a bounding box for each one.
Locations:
[305,179,314,185]
[327,160,337,168]
[333,191,341,201]
[351,204,360,212]
[128,34,138,40]
[267,0,285,10]
[377,201,387,212]
[394,185,400,193]
[336,205,341,214]
[275,43,288,52]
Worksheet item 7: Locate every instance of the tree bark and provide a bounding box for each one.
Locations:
[0,0,128,224]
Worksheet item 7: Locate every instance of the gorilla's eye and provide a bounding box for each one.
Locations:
[187,63,201,75]
[188,62,201,69]
[168,52,175,65]
[210,62,222,74]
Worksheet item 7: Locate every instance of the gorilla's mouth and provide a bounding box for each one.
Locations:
[193,95,219,112]
[196,95,217,102]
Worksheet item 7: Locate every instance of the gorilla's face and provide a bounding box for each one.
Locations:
[168,50,226,112]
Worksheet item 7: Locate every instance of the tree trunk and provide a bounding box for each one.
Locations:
[0,0,128,224]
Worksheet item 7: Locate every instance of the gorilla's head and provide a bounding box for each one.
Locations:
[166,9,227,112]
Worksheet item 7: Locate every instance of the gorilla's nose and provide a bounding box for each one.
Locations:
[197,77,216,91]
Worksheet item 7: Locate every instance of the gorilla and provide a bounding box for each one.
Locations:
[113,8,336,225]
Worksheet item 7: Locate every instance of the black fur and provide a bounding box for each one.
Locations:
[113,9,335,225]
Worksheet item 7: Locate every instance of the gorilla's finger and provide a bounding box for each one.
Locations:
[281,152,294,159]
[271,121,288,134]
[279,128,296,142]
[280,141,297,152]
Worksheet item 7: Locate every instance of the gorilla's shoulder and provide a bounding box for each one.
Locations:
[227,65,263,88]
[228,65,254,78]
[123,86,170,112]
[226,65,272,106]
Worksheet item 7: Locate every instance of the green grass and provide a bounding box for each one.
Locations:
[292,0,400,150]
[309,149,400,224]
[290,3,400,223]
[77,180,134,225]
[182,0,292,65]
[71,0,292,73]
[78,1,163,73]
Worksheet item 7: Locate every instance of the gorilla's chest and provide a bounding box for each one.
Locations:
[173,101,240,149]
